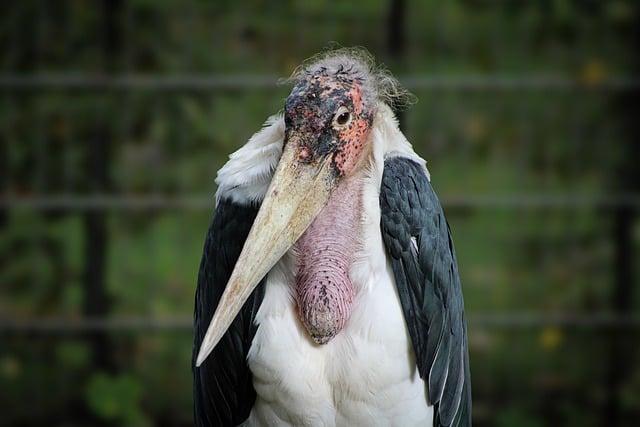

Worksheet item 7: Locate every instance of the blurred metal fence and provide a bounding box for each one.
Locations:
[1,74,639,91]
[2,313,640,334]
[2,193,640,211]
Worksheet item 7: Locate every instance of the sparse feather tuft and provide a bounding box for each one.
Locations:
[285,46,417,112]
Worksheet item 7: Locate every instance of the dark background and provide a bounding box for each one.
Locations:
[1,1,639,426]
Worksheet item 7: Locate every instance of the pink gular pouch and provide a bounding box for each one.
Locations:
[293,174,362,344]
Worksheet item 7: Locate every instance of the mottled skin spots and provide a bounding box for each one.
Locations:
[284,67,374,344]
[284,70,373,177]
[333,113,371,176]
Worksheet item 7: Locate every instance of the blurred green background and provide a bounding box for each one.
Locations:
[1,1,639,426]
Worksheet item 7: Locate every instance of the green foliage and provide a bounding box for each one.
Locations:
[495,406,544,427]
[86,372,149,426]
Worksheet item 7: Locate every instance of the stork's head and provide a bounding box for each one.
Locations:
[196,49,412,366]
[284,63,375,178]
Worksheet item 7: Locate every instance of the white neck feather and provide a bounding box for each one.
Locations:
[215,113,285,205]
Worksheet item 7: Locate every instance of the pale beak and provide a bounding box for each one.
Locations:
[195,138,337,367]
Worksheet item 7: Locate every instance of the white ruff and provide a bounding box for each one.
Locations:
[219,105,433,426]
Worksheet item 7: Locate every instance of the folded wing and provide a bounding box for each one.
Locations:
[380,157,472,427]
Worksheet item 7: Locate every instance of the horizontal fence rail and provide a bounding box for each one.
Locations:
[2,313,640,334]
[2,194,640,211]
[0,74,639,91]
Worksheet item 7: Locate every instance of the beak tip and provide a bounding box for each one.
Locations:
[195,331,217,367]
[196,323,225,367]
[195,346,209,367]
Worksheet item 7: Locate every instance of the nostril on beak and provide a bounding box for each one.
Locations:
[299,147,312,162]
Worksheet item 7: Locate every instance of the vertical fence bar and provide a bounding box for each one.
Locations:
[605,4,640,425]
[386,0,406,130]
[0,103,6,229]
[82,0,122,379]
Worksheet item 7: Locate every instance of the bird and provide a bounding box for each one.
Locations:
[192,48,471,427]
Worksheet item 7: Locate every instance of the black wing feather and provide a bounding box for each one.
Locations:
[380,157,472,427]
[192,198,265,427]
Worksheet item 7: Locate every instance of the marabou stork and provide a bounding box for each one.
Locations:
[193,48,471,426]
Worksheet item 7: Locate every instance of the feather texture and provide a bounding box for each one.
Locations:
[380,157,472,427]
[192,198,266,426]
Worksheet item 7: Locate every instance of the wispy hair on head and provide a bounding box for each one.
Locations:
[286,46,417,111]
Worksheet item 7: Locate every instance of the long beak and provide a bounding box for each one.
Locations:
[195,140,336,367]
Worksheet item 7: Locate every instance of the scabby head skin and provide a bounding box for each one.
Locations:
[284,64,375,178]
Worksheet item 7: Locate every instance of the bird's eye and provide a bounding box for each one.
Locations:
[336,112,350,125]
[333,107,351,128]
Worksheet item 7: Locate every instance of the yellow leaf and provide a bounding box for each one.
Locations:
[540,326,563,351]
[0,356,21,379]
[581,60,607,86]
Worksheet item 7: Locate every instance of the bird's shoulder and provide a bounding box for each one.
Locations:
[215,114,285,205]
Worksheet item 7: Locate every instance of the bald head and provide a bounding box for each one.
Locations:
[285,63,374,177]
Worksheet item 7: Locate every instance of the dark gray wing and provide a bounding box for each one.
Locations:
[192,197,265,427]
[380,157,472,427]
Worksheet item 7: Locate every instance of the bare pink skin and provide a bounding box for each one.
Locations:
[294,175,363,344]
